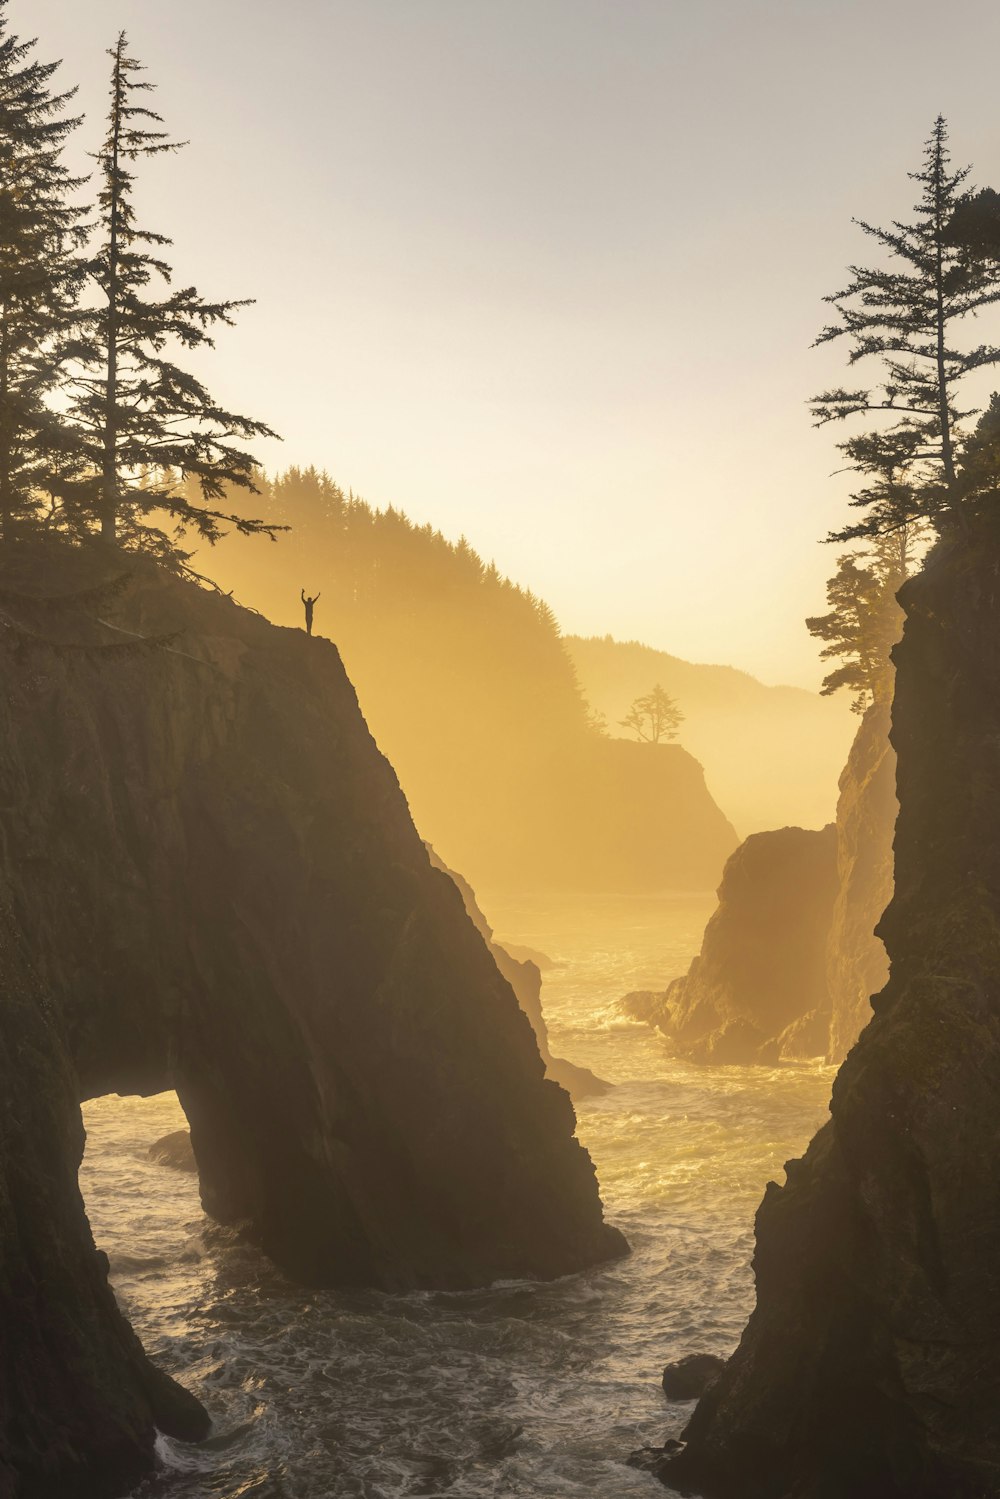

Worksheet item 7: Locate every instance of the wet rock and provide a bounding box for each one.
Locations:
[149,1129,197,1172]
[662,527,1000,1498]
[662,1354,726,1400]
[627,1440,685,1477]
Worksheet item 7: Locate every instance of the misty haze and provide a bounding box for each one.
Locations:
[2,5,1000,1499]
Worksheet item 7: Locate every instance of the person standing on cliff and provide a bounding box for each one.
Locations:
[300,588,321,636]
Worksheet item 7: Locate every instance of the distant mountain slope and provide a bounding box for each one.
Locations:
[197,470,737,892]
[566,635,856,836]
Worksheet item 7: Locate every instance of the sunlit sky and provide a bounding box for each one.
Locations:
[19,0,1000,684]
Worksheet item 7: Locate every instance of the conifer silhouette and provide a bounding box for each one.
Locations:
[813,117,1000,539]
[0,1,87,544]
[65,33,278,554]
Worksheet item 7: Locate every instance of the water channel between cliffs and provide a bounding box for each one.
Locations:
[80,892,833,1499]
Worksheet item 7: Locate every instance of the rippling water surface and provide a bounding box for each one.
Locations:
[80,892,833,1499]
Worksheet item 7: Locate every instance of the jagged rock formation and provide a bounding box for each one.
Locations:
[826,699,896,1061]
[659,530,1000,1499]
[426,847,609,1098]
[0,542,625,1498]
[622,827,838,1064]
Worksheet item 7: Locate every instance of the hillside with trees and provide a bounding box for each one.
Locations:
[566,635,856,836]
[196,467,739,891]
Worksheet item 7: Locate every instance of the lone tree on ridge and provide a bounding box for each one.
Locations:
[620,684,683,743]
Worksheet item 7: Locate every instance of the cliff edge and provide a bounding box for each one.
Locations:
[659,529,1000,1498]
[0,542,625,1498]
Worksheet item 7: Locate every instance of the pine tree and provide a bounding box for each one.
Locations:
[0,2,88,544]
[812,117,1000,540]
[805,527,921,713]
[66,33,278,553]
[620,684,684,743]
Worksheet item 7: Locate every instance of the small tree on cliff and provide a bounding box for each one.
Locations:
[0,3,88,544]
[65,33,278,554]
[620,684,683,743]
[806,527,921,713]
[813,116,1000,540]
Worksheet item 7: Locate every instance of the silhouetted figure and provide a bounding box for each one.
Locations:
[301,588,321,636]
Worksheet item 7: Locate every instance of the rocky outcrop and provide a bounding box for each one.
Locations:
[622,826,838,1064]
[425,848,609,1098]
[149,1130,197,1171]
[826,699,896,1061]
[624,699,898,1065]
[0,905,209,1499]
[0,542,625,1498]
[659,529,1000,1498]
[661,1354,726,1401]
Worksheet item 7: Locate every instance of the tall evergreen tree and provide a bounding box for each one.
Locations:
[66,33,277,553]
[0,2,87,544]
[812,117,1000,540]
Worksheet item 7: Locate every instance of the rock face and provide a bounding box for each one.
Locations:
[661,1354,726,1401]
[624,701,898,1066]
[826,699,896,1061]
[425,847,610,1099]
[149,1129,198,1172]
[661,531,1000,1499]
[622,827,839,1064]
[0,543,625,1498]
[0,905,210,1499]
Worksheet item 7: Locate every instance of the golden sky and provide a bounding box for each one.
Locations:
[21,0,1000,685]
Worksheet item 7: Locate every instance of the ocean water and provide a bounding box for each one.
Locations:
[80,892,833,1499]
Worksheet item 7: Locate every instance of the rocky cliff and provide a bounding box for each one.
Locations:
[826,699,896,1061]
[624,698,896,1066]
[622,826,839,1064]
[425,847,609,1098]
[0,542,625,1498]
[659,528,1000,1498]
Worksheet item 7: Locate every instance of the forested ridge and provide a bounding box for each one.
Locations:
[198,467,739,891]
